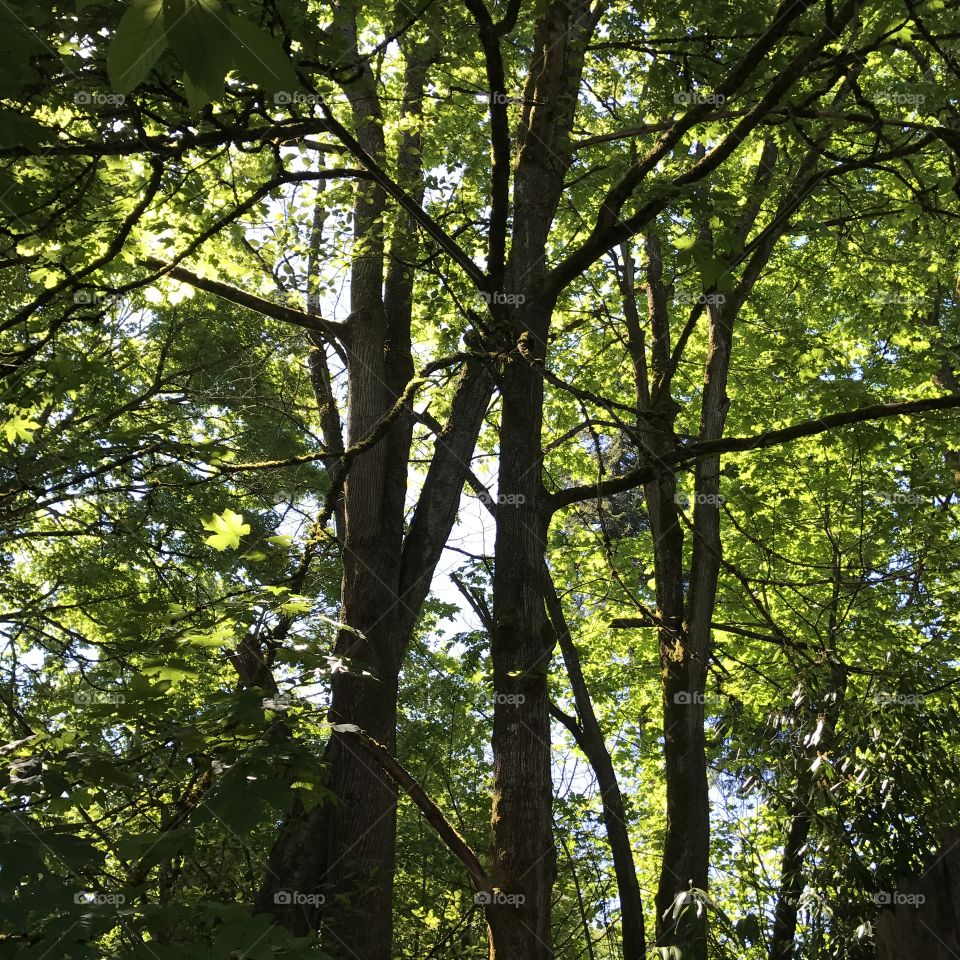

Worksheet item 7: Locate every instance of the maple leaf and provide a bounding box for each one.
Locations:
[201,508,250,550]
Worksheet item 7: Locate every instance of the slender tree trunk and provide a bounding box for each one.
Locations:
[657,290,733,956]
[768,804,812,960]
[622,234,698,952]
[544,572,646,960]
[768,657,847,960]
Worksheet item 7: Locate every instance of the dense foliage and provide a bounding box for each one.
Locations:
[1,1,959,958]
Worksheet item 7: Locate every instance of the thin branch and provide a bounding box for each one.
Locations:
[336,726,492,893]
[143,258,348,341]
[548,394,960,512]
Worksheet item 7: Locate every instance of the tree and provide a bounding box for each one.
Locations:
[1,1,959,959]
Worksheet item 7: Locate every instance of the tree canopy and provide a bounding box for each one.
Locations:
[1,1,959,959]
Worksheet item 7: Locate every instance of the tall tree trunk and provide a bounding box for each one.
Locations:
[488,300,556,958]
[656,288,733,957]
[544,571,646,960]
[482,3,599,955]
[258,5,406,953]
[621,233,695,951]
[769,803,812,960]
[769,641,848,958]
[256,24,499,956]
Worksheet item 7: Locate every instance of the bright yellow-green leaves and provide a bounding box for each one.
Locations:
[201,508,250,550]
[2,409,41,445]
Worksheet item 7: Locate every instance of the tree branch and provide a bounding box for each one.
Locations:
[317,102,486,288]
[335,725,492,893]
[142,258,348,342]
[547,394,960,512]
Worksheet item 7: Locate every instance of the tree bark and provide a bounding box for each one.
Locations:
[544,571,646,960]
[483,2,599,953]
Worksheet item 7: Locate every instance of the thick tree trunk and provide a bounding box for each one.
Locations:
[489,317,555,960]
[483,3,597,953]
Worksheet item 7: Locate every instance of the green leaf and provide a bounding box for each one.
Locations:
[278,595,312,615]
[181,71,209,111]
[201,509,250,550]
[164,0,233,101]
[107,0,168,93]
[181,621,234,647]
[0,109,47,148]
[226,14,298,93]
[2,412,41,444]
